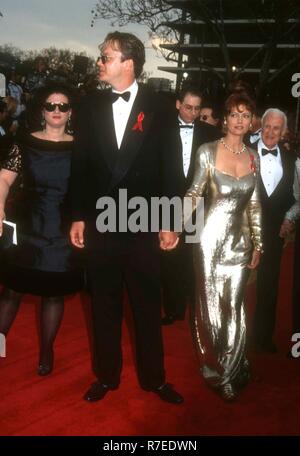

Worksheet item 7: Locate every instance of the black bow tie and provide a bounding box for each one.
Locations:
[111,91,131,103]
[179,124,193,129]
[262,148,278,157]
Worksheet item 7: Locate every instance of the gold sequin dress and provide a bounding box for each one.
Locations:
[186,140,262,388]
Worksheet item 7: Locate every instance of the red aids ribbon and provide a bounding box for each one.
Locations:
[132,112,145,132]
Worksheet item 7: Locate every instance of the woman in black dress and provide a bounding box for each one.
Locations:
[0,83,84,375]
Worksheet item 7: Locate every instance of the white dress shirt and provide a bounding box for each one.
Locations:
[257,138,283,196]
[178,116,194,177]
[112,80,138,149]
[249,128,262,144]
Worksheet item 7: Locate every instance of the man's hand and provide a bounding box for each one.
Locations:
[159,231,179,251]
[279,219,295,238]
[247,249,261,269]
[70,221,85,248]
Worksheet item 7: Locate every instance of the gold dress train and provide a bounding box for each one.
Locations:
[186,140,262,388]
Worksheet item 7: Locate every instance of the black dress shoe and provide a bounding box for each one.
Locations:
[84,382,112,402]
[161,315,177,325]
[233,368,250,390]
[153,383,184,404]
[161,314,184,325]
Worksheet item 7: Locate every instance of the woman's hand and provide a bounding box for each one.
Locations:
[0,208,5,237]
[247,249,261,269]
[0,168,18,237]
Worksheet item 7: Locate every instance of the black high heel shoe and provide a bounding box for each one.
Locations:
[233,369,250,390]
[219,383,237,402]
[37,349,54,376]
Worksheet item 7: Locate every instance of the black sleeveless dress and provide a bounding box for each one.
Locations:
[1,135,84,296]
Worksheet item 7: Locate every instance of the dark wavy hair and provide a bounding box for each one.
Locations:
[29,82,75,132]
[100,31,145,78]
[34,82,74,111]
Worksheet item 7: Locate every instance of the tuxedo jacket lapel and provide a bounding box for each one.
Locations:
[269,146,290,197]
[254,142,289,198]
[93,92,118,172]
[108,87,154,192]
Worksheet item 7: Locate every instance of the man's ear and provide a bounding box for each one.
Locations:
[281,127,287,139]
[124,58,134,73]
[175,100,181,111]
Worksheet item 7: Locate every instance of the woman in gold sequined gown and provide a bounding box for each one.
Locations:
[186,93,263,401]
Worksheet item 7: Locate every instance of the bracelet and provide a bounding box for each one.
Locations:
[255,246,264,254]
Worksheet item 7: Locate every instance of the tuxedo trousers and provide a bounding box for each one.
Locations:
[86,233,165,390]
[253,226,284,346]
[161,240,194,318]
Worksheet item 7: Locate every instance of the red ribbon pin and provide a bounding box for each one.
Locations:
[132,111,145,132]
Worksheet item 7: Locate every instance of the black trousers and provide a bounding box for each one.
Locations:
[253,228,284,346]
[161,239,194,318]
[86,234,165,390]
[292,221,300,333]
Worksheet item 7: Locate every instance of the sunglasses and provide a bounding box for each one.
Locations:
[98,55,114,64]
[44,102,71,113]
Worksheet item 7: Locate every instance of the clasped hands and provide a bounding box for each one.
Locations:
[159,231,179,251]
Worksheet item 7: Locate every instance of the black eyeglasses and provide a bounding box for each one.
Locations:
[182,104,201,112]
[98,55,114,64]
[44,102,71,112]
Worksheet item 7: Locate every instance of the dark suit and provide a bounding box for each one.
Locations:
[252,142,296,348]
[71,86,182,390]
[161,118,222,319]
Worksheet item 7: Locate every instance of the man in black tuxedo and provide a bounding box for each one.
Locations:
[251,108,300,353]
[70,32,183,404]
[161,88,221,325]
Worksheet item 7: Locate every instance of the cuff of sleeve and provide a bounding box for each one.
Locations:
[254,244,264,253]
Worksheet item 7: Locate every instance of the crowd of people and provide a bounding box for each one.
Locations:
[0,31,299,404]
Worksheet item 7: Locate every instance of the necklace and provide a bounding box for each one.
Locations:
[220,138,246,155]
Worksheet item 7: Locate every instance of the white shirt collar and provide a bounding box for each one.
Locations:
[112,80,138,96]
[178,115,194,126]
[258,138,279,152]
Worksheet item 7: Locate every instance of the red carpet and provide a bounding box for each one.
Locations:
[0,242,299,436]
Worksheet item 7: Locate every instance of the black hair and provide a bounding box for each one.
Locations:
[34,82,74,112]
[177,86,203,103]
[29,82,75,132]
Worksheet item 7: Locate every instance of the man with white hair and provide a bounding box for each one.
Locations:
[252,108,300,353]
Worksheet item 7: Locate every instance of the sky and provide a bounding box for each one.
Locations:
[0,0,176,82]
